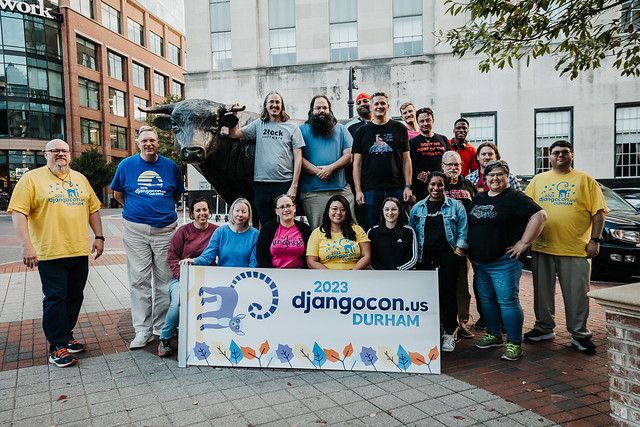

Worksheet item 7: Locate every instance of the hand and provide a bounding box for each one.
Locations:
[356,191,365,205]
[286,183,298,201]
[409,194,417,203]
[454,247,465,257]
[586,240,600,258]
[506,240,529,259]
[22,244,38,268]
[92,239,104,260]
[316,165,333,181]
[403,187,413,202]
[417,171,430,184]
[179,259,195,266]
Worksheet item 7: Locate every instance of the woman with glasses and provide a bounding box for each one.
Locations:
[467,160,547,361]
[306,195,371,270]
[367,197,417,270]
[257,194,311,268]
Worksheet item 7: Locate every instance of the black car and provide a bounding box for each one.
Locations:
[613,187,640,209]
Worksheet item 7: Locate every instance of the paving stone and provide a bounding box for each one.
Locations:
[484,397,529,415]
[394,388,431,404]
[442,377,477,392]
[312,405,354,424]
[130,415,171,426]
[368,393,411,411]
[459,387,498,403]
[127,405,164,422]
[508,410,557,426]
[301,394,338,411]
[242,405,282,425]
[342,400,380,418]
[209,412,248,426]
[88,399,127,417]
[12,414,51,426]
[90,411,131,427]
[231,395,269,412]
[413,398,455,416]
[352,383,387,399]
[167,408,208,426]
[436,393,477,409]
[14,391,51,407]
[433,409,479,426]
[117,383,152,398]
[384,404,427,424]
[51,405,91,425]
[12,402,50,420]
[199,401,240,419]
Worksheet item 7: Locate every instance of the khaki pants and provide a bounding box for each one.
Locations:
[300,187,355,230]
[531,251,592,339]
[123,219,176,336]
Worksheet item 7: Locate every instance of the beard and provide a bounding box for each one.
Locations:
[51,162,70,175]
[309,113,335,138]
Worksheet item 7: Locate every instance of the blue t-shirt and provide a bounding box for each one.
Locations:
[110,154,185,227]
[299,123,353,192]
[194,225,259,267]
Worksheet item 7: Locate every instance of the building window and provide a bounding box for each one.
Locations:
[210,0,231,70]
[110,125,127,150]
[76,36,98,71]
[269,0,296,66]
[154,73,166,97]
[150,32,164,57]
[78,78,100,110]
[73,0,94,19]
[461,112,497,146]
[615,104,640,177]
[621,1,640,31]
[168,43,181,66]
[81,118,101,145]
[330,0,357,61]
[172,81,184,97]
[107,51,124,81]
[127,18,144,46]
[393,0,422,56]
[101,2,121,34]
[535,108,573,173]
[133,97,148,121]
[109,88,126,117]
[132,63,147,89]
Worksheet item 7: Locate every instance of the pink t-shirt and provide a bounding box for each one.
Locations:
[271,223,305,269]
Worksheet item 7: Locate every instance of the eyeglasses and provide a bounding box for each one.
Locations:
[276,204,294,210]
[45,149,70,154]
[550,150,571,156]
[443,162,461,167]
[486,172,506,178]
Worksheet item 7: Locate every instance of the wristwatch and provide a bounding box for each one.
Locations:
[404,184,412,189]
[591,237,601,243]
[95,236,105,241]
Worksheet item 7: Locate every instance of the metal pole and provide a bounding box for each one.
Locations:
[347,67,355,118]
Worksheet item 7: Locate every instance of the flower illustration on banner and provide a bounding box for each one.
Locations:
[297,343,319,369]
[211,341,231,362]
[240,340,270,367]
[312,342,326,368]
[379,346,397,369]
[396,345,412,371]
[324,343,353,370]
[193,341,211,365]
[360,346,378,371]
[228,340,243,365]
[277,344,294,368]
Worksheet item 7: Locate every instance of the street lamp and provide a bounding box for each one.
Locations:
[347,66,358,118]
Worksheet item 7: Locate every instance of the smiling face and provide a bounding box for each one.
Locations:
[428,176,445,200]
[400,104,417,126]
[275,195,296,223]
[478,146,497,170]
[44,139,71,174]
[549,146,573,171]
[382,200,400,226]
[328,200,347,226]
[265,93,283,121]
[137,130,160,160]
[486,166,509,193]
[442,152,462,180]
[371,95,390,121]
[191,201,210,226]
[417,112,435,136]
[232,202,250,226]
[356,97,371,118]
[454,120,469,142]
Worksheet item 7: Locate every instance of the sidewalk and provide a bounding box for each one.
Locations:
[0,211,613,426]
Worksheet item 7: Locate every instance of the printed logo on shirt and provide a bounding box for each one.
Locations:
[262,128,285,140]
[445,189,472,201]
[324,238,360,262]
[538,181,576,206]
[369,134,393,154]
[47,180,87,206]
[470,205,497,219]
[415,140,445,157]
[273,235,304,248]
[135,171,168,196]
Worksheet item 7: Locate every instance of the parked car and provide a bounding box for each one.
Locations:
[613,188,640,209]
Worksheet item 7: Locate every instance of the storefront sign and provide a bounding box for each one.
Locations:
[0,0,54,20]
[178,267,441,374]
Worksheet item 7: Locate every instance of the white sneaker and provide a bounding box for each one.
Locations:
[130,334,154,350]
[442,334,455,352]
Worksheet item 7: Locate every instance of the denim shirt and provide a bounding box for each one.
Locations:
[409,195,468,262]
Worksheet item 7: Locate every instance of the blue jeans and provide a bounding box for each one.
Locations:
[363,187,404,231]
[254,181,292,227]
[38,256,89,352]
[160,278,180,340]
[472,254,524,344]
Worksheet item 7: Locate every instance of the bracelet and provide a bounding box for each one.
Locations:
[404,184,412,189]
[95,236,105,241]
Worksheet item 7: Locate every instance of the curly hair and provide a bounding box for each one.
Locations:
[319,195,356,241]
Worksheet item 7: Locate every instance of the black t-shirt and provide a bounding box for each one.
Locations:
[409,133,449,199]
[467,188,543,264]
[444,177,476,212]
[367,225,417,270]
[423,198,447,249]
[353,120,409,190]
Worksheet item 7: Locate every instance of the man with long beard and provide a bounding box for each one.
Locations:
[9,139,104,367]
[299,95,354,229]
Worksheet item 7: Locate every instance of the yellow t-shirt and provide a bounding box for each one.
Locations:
[8,166,101,260]
[524,169,607,257]
[306,225,370,270]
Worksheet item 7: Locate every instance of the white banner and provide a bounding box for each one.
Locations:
[178,266,441,374]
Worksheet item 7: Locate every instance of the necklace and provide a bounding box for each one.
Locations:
[423,134,433,143]
[48,167,72,185]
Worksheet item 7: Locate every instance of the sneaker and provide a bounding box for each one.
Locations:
[67,339,86,354]
[157,339,173,357]
[129,334,154,350]
[501,342,523,361]
[524,329,556,342]
[442,334,455,352]
[458,323,475,339]
[474,317,487,330]
[475,333,504,349]
[49,346,77,368]
[572,337,596,353]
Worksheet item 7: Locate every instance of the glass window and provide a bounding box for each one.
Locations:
[101,2,121,34]
[77,36,98,71]
[210,0,231,69]
[79,77,100,110]
[2,16,26,50]
[108,87,126,116]
[154,73,166,97]
[25,21,47,55]
[127,18,144,46]
[132,62,147,89]
[269,0,296,66]
[74,0,94,19]
[27,67,48,100]
[615,104,640,177]
[150,32,164,56]
[330,0,357,61]
[110,125,127,150]
[168,43,181,66]
[81,118,101,145]
[461,113,497,146]
[393,0,422,56]
[133,96,147,121]
[535,109,572,173]
[5,58,28,97]
[45,23,62,59]
[107,51,124,81]
[172,81,183,97]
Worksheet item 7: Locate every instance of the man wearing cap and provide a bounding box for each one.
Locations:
[346,93,372,137]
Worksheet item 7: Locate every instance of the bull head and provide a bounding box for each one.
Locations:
[139,101,246,162]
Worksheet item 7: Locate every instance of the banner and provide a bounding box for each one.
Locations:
[178,266,441,374]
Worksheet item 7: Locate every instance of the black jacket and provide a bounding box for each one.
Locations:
[256,220,312,268]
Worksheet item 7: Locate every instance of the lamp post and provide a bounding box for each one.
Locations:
[347,66,358,118]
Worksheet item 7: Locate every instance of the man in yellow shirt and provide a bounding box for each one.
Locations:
[524,140,607,353]
[9,139,104,367]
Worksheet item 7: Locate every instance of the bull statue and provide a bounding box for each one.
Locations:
[139,99,258,208]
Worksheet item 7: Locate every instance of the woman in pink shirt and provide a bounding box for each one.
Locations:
[257,194,311,268]
[158,197,218,358]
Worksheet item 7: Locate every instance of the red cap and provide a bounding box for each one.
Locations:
[355,93,370,102]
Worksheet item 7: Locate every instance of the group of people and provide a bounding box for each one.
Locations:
[8,90,606,368]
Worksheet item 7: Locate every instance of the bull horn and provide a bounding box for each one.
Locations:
[139,104,175,114]
[230,105,246,112]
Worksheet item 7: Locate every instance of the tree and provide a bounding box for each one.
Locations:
[439,0,640,79]
[145,94,187,176]
[70,148,115,203]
